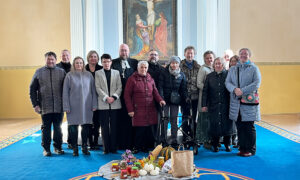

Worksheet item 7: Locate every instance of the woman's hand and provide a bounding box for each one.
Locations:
[159,100,166,106]
[66,110,70,113]
[92,108,97,111]
[234,88,243,96]
[106,97,115,104]
[202,107,208,112]
[128,112,134,117]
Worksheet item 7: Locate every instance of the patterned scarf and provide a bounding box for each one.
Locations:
[169,66,181,79]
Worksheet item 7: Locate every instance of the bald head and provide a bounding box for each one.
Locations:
[119,44,130,60]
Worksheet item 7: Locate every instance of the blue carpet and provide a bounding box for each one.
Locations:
[0,123,299,180]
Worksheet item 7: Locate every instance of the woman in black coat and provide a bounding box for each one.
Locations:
[158,56,188,147]
[202,57,234,152]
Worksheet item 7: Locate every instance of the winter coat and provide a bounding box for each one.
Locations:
[56,62,71,73]
[180,59,201,100]
[225,61,261,122]
[124,72,163,127]
[63,71,98,125]
[95,69,122,110]
[157,65,188,105]
[148,62,164,87]
[29,66,66,115]
[197,64,213,112]
[85,64,102,78]
[202,70,233,137]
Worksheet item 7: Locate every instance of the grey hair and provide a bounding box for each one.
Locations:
[137,60,149,68]
[239,48,252,57]
[213,57,226,68]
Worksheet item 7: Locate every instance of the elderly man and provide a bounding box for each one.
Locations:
[180,46,201,145]
[56,49,71,73]
[111,44,138,150]
[29,52,66,156]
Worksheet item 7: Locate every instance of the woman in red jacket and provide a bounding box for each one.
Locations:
[124,61,166,154]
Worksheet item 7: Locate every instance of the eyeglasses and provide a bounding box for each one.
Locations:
[150,54,158,56]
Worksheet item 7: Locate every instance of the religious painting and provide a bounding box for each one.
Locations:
[123,0,177,61]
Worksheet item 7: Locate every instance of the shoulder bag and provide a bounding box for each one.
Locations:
[237,67,259,105]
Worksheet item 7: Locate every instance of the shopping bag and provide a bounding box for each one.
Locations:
[171,144,194,178]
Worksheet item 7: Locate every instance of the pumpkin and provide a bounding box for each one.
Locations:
[160,146,175,161]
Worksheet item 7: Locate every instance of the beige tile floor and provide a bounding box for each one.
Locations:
[0,114,299,141]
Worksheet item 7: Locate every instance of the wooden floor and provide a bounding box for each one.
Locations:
[0,114,299,141]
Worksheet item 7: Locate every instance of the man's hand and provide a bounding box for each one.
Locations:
[34,106,41,114]
[202,107,208,112]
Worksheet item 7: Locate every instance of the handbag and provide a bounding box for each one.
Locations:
[169,75,181,105]
[170,91,181,105]
[171,144,194,178]
[237,67,259,105]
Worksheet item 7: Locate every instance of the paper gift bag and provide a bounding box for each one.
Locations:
[171,145,194,178]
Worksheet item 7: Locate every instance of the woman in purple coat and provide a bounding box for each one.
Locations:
[124,61,166,154]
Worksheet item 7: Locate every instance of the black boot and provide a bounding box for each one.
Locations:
[225,145,232,152]
[82,147,90,155]
[73,147,79,156]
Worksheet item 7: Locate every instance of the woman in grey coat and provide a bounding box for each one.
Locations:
[95,54,122,154]
[195,51,215,148]
[225,48,261,157]
[63,57,98,156]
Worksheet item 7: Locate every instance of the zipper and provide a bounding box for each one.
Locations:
[50,68,54,112]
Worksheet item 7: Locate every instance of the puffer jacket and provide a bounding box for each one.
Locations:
[225,61,261,122]
[29,66,66,115]
[180,59,201,100]
[158,65,188,105]
[124,72,163,126]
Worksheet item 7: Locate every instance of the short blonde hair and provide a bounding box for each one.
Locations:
[86,50,99,63]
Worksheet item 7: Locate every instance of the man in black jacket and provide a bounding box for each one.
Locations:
[56,49,73,149]
[147,49,164,86]
[56,49,71,73]
[29,51,66,156]
[111,44,138,150]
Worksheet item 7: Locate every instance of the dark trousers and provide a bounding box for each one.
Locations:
[212,135,231,148]
[88,110,101,147]
[41,113,63,151]
[117,105,133,150]
[67,125,72,145]
[99,109,118,152]
[236,112,256,154]
[69,124,91,149]
[182,99,198,140]
[134,125,157,151]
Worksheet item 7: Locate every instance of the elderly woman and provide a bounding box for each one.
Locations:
[158,56,188,147]
[196,51,215,148]
[202,57,234,152]
[229,55,239,68]
[225,48,261,157]
[124,61,166,154]
[85,50,102,150]
[95,54,122,154]
[63,57,98,156]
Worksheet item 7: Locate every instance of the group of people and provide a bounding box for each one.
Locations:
[29,44,261,158]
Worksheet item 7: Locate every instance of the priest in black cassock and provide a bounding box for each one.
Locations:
[111,44,138,150]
